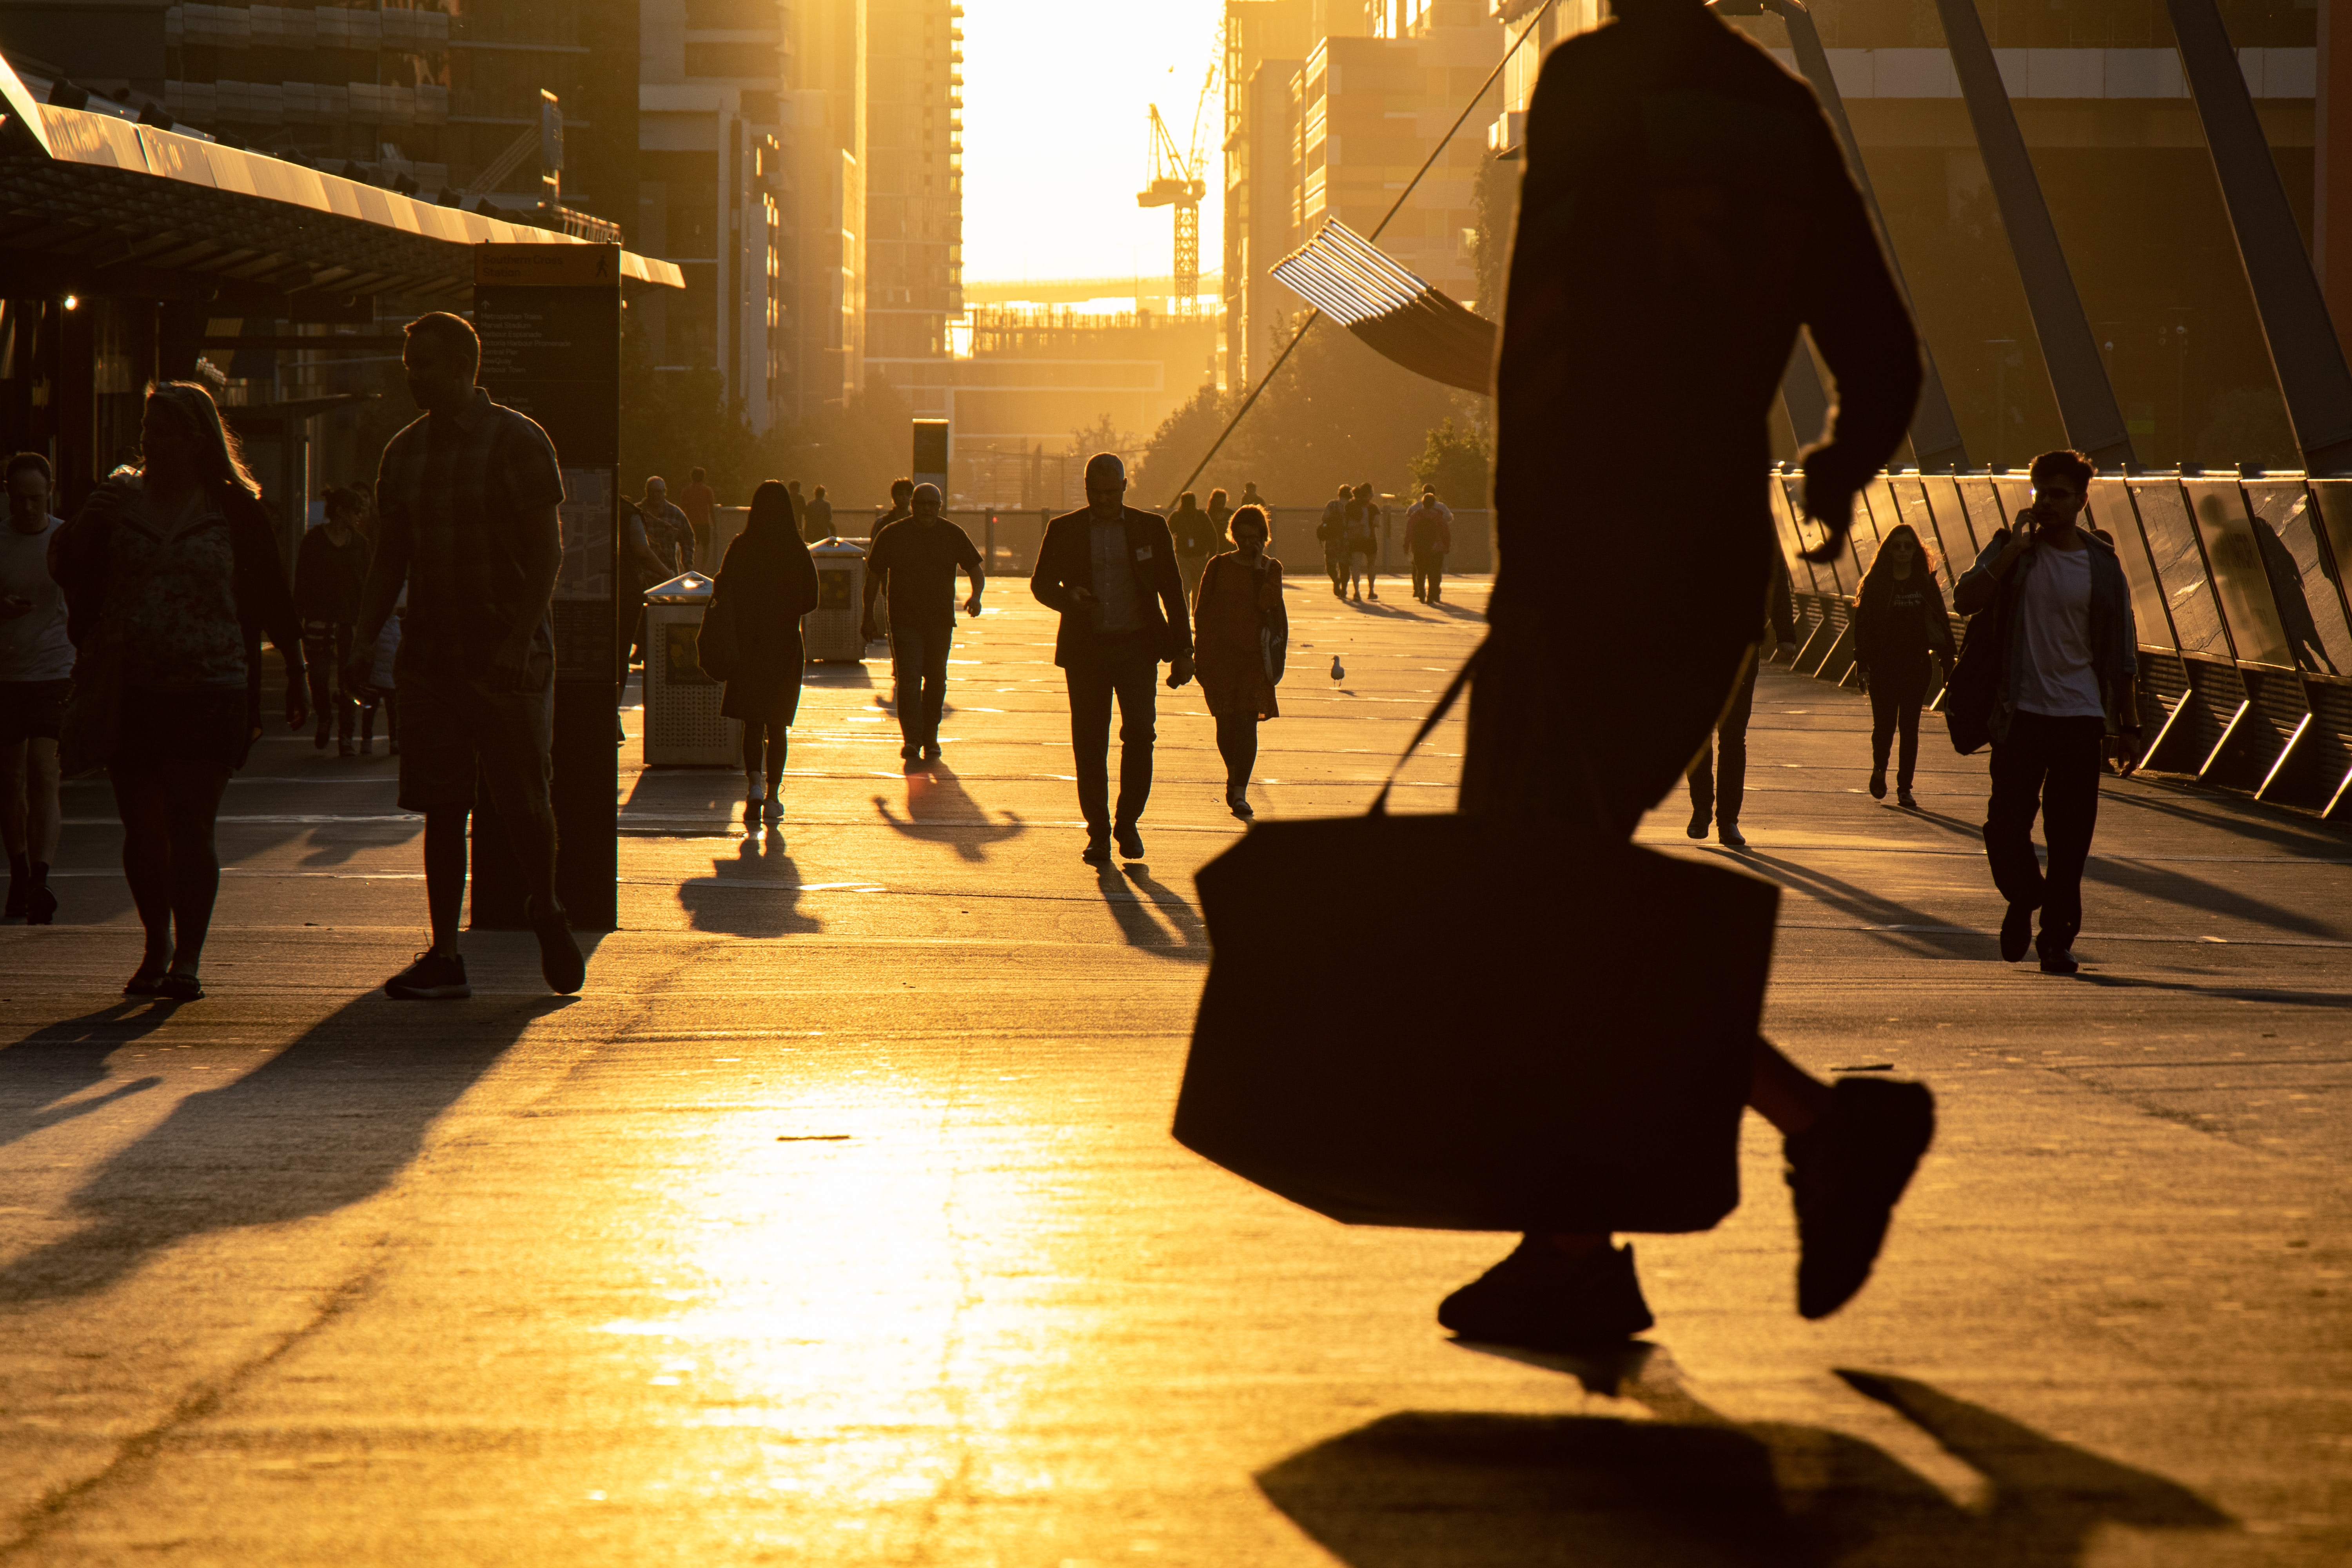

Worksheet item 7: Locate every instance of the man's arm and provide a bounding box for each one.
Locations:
[859,528,889,633]
[352,465,411,652]
[671,508,695,572]
[1950,530,2016,616]
[959,529,986,615]
[1030,518,1087,611]
[487,501,561,690]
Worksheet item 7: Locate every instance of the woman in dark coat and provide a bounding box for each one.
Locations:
[1851,523,1955,808]
[709,480,820,826]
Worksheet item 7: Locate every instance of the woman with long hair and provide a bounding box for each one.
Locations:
[709,480,820,825]
[1851,522,1955,808]
[51,380,306,998]
[1191,504,1283,818]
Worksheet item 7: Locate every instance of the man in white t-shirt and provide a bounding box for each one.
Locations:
[1,452,72,924]
[1952,448,2141,974]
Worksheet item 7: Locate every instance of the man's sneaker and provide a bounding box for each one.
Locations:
[1999,902,2033,962]
[1438,1238,1655,1351]
[1686,804,1710,839]
[1718,822,1748,848]
[2039,946,2080,975]
[1115,823,1145,860]
[1896,784,1917,809]
[387,950,471,1000]
[528,894,586,995]
[1082,835,1111,866]
[922,741,942,762]
[1786,1077,1936,1319]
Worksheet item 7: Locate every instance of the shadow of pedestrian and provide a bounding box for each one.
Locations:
[1733,850,1982,959]
[0,990,564,1305]
[872,765,1024,862]
[2084,857,2345,938]
[680,829,822,936]
[1093,864,1210,963]
[0,1000,175,1151]
[1258,1368,2231,1568]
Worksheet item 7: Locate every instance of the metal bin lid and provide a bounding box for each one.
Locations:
[643,570,716,604]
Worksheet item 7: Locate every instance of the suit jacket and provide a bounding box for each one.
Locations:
[1030,505,1191,668]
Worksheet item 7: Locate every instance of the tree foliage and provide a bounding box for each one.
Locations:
[1407,416,1493,509]
[1131,381,1236,509]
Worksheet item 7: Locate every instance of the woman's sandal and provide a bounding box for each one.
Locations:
[153,971,206,1002]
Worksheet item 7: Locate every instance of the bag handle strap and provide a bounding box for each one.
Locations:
[1368,640,1485,818]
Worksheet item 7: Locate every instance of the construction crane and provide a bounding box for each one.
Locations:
[1137,65,1215,316]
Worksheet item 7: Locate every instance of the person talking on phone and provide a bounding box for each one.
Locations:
[860,482,984,766]
[1951,448,2141,975]
[1030,452,1192,864]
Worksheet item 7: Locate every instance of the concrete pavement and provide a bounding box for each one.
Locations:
[1,570,2346,1564]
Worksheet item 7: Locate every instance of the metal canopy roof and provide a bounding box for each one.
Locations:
[0,95,684,301]
[1272,221,1497,396]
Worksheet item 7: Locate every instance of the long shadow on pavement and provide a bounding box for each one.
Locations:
[2083,857,2344,939]
[2102,785,2352,858]
[872,764,1025,862]
[1726,850,1982,959]
[0,989,566,1305]
[1092,863,1210,962]
[1259,1365,2230,1567]
[0,1000,176,1151]
[680,829,821,937]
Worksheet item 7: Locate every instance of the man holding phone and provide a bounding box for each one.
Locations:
[1952,448,2141,975]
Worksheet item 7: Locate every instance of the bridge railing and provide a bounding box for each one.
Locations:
[1766,468,2352,818]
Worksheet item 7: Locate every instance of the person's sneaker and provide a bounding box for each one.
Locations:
[1082,835,1112,866]
[761,798,783,825]
[1115,823,1145,860]
[1718,822,1748,848]
[1999,902,2033,962]
[1227,786,1255,821]
[1367,589,1379,600]
[744,797,763,826]
[1896,784,1917,809]
[922,741,942,762]
[527,894,586,995]
[2039,946,2080,975]
[900,742,919,762]
[1437,1238,1655,1350]
[1686,804,1710,839]
[1786,1077,1936,1319]
[1868,767,1887,800]
[386,950,471,1000]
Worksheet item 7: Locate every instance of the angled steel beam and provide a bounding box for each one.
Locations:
[1929,0,2137,471]
[1780,332,1831,448]
[2167,0,2352,474]
[1761,0,1971,471]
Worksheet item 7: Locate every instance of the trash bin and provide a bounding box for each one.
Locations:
[641,571,741,766]
[806,537,872,661]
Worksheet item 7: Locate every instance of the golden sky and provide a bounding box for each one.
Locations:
[959,0,1227,289]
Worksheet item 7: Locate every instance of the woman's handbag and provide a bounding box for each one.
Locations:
[697,579,740,683]
[1173,647,1781,1235]
[1259,560,1288,686]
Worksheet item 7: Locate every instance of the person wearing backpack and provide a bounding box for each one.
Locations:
[1315,487,1349,598]
[1951,448,2140,975]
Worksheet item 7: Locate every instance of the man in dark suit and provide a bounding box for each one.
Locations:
[1030,453,1194,864]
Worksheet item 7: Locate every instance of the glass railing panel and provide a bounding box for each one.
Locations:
[1954,476,2005,548]
[1886,476,1956,591]
[2186,479,2294,668]
[2242,480,2352,676]
[1765,475,1821,594]
[2087,478,2174,653]
[1920,474,1983,560]
[1990,475,2034,530]
[2130,479,2230,657]
[2301,480,2352,675]
[1847,476,1889,579]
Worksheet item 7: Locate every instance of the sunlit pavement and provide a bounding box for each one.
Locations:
[2,572,2347,1565]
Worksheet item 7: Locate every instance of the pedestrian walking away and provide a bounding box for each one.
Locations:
[1169,489,1223,608]
[680,466,717,565]
[1442,0,1937,1352]
[47,384,309,996]
[1207,487,1233,554]
[1192,505,1283,819]
[706,480,820,825]
[1031,452,1193,863]
[2,452,72,924]
[349,310,583,1000]
[1316,487,1349,598]
[1404,487,1453,603]
[1685,557,1797,847]
[296,485,375,756]
[862,482,984,764]
[1952,448,2141,976]
[804,484,835,543]
[1852,523,1955,809]
[1344,484,1380,601]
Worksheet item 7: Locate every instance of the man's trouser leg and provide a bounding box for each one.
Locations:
[1685,740,1714,820]
[1984,713,2055,914]
[891,622,948,747]
[2034,715,2105,953]
[1179,554,1206,608]
[918,622,951,744]
[1065,661,1116,837]
[1714,652,1757,827]
[1109,654,1158,829]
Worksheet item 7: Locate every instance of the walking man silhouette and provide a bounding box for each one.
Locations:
[1441,0,1936,1350]
[1031,454,1192,864]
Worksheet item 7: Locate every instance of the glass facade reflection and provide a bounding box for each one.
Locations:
[2130,481,2231,658]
